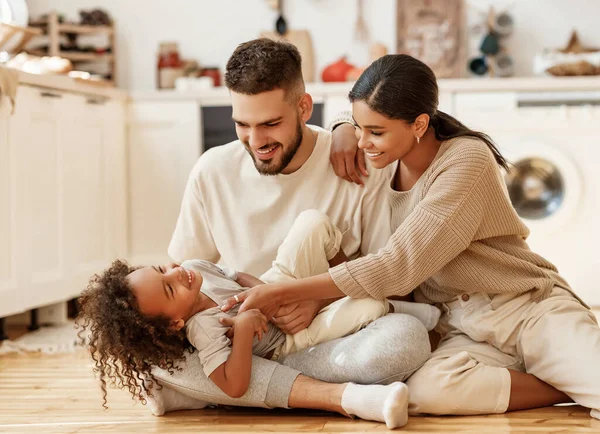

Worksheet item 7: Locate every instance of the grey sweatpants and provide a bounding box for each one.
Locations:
[152,313,430,409]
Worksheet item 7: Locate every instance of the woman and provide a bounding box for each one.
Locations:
[222,54,600,418]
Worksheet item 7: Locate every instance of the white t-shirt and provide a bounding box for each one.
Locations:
[169,126,393,277]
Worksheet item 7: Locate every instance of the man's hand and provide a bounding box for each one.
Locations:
[272,300,323,335]
[220,309,269,341]
[330,123,368,185]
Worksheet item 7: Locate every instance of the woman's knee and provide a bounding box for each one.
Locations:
[407,351,507,415]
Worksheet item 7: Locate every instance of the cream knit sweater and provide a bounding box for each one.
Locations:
[329,135,575,304]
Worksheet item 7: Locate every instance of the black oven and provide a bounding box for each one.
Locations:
[200,103,324,153]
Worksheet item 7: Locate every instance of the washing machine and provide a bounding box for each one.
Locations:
[454,90,600,306]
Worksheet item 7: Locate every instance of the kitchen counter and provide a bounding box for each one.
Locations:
[16,70,127,99]
[129,76,600,102]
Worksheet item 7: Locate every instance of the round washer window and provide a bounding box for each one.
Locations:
[505,158,564,220]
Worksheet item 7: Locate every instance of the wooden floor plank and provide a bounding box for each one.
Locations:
[1,314,599,433]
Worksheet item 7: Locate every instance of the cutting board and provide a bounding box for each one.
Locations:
[260,30,315,82]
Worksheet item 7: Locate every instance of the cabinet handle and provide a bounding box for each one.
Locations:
[86,98,108,105]
[40,91,63,99]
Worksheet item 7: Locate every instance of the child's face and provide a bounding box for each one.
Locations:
[127,263,203,329]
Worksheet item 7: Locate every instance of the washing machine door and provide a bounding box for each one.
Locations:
[501,141,581,232]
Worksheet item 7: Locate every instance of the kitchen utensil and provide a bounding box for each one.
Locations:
[493,11,514,37]
[275,0,287,35]
[480,32,500,55]
[469,56,488,75]
[354,0,368,42]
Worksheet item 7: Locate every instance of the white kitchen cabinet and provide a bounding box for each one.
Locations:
[127,101,200,266]
[0,86,127,319]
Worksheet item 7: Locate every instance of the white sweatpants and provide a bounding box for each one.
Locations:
[259,209,389,359]
[406,288,600,419]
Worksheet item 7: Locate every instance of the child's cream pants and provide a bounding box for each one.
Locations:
[260,209,389,360]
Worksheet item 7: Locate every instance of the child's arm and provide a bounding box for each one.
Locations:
[235,272,265,288]
[208,309,268,398]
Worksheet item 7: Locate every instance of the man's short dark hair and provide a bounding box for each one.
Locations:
[225,38,305,102]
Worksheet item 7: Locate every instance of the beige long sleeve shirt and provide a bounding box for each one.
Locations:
[329,136,577,304]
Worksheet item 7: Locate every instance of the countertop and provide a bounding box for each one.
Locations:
[17,70,127,100]
[129,76,600,103]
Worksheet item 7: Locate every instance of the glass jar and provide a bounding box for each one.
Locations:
[157,42,184,89]
[200,66,221,87]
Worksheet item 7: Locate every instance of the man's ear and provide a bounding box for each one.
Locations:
[298,93,313,123]
[170,318,185,331]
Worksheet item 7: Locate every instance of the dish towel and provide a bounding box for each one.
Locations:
[0,66,19,113]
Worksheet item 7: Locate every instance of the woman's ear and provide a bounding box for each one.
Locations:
[298,93,313,123]
[170,318,185,331]
[413,113,431,138]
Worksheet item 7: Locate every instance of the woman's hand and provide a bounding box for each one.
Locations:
[330,123,368,185]
[221,284,282,320]
[272,300,323,335]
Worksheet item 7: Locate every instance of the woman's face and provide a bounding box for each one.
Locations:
[352,100,417,169]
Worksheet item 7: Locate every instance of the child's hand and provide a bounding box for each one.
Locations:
[219,309,269,341]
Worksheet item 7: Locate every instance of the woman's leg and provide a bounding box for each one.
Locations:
[407,330,574,416]
[507,370,571,411]
[517,288,600,419]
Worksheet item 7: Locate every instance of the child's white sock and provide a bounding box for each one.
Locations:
[591,409,600,420]
[387,300,441,331]
[341,382,409,429]
[144,384,209,416]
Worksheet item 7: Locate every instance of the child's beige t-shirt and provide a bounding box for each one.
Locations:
[182,259,285,377]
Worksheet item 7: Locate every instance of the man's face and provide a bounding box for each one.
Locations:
[231,89,304,175]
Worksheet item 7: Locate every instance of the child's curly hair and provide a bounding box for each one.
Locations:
[75,259,194,408]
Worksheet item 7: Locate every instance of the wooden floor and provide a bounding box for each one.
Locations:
[1,315,600,434]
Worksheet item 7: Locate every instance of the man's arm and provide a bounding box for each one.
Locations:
[168,167,220,263]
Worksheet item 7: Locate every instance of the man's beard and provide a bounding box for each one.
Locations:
[244,121,303,176]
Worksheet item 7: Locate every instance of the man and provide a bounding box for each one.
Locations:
[150,38,430,418]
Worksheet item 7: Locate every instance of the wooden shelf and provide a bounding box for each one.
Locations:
[58,23,114,35]
[25,11,117,85]
[29,22,114,35]
[27,49,114,62]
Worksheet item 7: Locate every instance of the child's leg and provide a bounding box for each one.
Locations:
[275,297,390,358]
[259,209,342,283]
[387,299,441,331]
[517,288,600,419]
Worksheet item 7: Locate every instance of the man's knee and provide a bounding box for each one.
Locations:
[360,314,431,382]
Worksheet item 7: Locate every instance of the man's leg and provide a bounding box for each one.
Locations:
[280,313,430,385]
[151,314,430,414]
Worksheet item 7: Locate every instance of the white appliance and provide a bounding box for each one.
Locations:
[455,91,600,306]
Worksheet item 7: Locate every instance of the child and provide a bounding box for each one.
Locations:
[77,210,439,426]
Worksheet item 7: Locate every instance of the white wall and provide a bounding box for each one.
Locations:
[26,0,600,90]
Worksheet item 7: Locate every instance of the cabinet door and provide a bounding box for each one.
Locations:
[127,102,200,265]
[2,87,128,315]
[9,87,67,311]
[0,95,20,317]
[59,94,127,298]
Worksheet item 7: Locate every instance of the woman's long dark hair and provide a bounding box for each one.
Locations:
[349,54,508,170]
